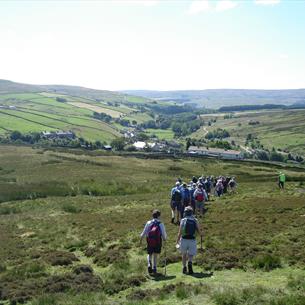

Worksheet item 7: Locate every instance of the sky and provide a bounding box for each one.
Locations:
[0,0,305,91]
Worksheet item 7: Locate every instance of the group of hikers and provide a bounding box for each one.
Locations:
[140,207,200,275]
[170,175,237,224]
[140,171,287,276]
[140,175,237,276]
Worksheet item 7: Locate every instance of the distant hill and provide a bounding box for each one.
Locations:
[0,79,151,104]
[122,89,305,108]
[0,80,159,143]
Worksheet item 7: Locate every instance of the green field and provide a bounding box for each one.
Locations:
[145,128,175,140]
[0,93,138,142]
[0,145,305,305]
[193,109,305,156]
[0,90,178,143]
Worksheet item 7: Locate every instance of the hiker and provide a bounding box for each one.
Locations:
[189,183,197,213]
[176,206,202,275]
[170,181,183,224]
[192,176,198,184]
[223,176,230,194]
[140,209,167,274]
[204,177,211,201]
[215,178,224,197]
[193,183,207,217]
[278,172,286,189]
[228,176,237,193]
[181,182,191,218]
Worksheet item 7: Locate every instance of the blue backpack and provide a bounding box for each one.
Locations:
[172,188,182,203]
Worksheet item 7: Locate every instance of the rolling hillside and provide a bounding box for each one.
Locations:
[0,80,158,142]
[122,89,305,108]
[192,109,305,156]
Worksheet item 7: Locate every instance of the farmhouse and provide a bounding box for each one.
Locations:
[42,130,74,139]
[132,141,166,152]
[188,146,244,160]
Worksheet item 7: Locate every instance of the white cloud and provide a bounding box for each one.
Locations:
[216,0,238,11]
[254,0,280,6]
[187,0,210,15]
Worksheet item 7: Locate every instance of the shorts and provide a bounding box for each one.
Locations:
[171,201,182,211]
[196,200,204,210]
[147,244,162,254]
[180,238,197,256]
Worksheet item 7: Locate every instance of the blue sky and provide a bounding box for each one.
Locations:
[0,0,304,90]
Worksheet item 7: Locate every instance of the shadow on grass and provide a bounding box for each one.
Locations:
[188,272,214,279]
[148,274,176,281]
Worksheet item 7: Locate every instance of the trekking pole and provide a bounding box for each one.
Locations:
[199,235,204,253]
[164,241,167,276]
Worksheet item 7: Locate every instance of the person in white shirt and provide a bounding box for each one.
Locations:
[140,209,167,274]
[176,206,202,274]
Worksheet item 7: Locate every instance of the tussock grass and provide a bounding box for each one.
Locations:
[0,145,305,304]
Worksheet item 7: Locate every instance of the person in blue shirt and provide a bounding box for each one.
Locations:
[170,181,183,224]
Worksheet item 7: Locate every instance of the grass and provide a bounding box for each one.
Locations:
[0,91,157,142]
[194,109,305,155]
[145,128,175,140]
[0,145,304,304]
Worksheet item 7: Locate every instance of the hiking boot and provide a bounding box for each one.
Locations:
[148,266,152,274]
[171,217,175,224]
[153,267,157,274]
[188,262,194,275]
[182,266,187,274]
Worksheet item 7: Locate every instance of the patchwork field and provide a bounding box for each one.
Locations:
[0,93,130,142]
[0,145,305,305]
[67,102,123,118]
[194,109,305,156]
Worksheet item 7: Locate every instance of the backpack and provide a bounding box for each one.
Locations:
[229,180,235,188]
[172,188,182,203]
[147,221,162,248]
[183,188,190,203]
[182,218,197,239]
[195,189,204,202]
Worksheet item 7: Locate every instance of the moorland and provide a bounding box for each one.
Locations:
[0,145,305,305]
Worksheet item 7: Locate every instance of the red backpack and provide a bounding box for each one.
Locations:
[195,190,204,202]
[147,221,162,248]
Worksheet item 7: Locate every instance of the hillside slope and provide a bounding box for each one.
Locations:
[0,80,156,142]
[122,89,305,108]
[0,146,305,305]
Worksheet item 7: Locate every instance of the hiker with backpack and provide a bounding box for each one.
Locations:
[176,206,202,275]
[181,182,191,218]
[193,183,207,217]
[140,209,167,275]
[170,181,183,224]
[228,177,237,193]
[189,183,197,214]
[215,178,224,197]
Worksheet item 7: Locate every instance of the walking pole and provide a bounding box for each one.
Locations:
[164,241,167,276]
[199,235,203,253]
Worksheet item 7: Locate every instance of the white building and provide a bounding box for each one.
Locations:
[188,146,244,160]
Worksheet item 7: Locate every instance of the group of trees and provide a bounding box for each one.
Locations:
[93,112,112,123]
[55,97,67,103]
[251,148,304,164]
[205,128,230,140]
[4,131,108,150]
[139,113,204,137]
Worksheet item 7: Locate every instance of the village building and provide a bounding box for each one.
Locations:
[188,146,244,160]
[103,145,112,151]
[42,130,74,139]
